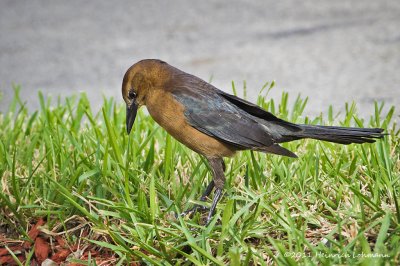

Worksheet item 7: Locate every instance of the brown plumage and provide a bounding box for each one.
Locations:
[122,59,385,224]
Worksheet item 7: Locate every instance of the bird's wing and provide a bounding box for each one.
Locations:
[169,76,281,149]
[217,91,302,132]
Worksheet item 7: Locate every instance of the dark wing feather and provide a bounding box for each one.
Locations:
[190,107,277,147]
[169,75,275,149]
[218,91,302,132]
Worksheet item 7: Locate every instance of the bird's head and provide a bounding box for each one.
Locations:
[122,59,169,134]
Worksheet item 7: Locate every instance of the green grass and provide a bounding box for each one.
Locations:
[0,84,399,265]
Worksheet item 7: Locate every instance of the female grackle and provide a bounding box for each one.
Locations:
[122,59,384,224]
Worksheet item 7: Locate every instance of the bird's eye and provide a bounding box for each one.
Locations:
[128,90,137,99]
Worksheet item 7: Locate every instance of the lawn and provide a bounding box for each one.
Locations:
[0,84,399,265]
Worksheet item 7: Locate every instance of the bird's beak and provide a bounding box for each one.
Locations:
[126,101,138,134]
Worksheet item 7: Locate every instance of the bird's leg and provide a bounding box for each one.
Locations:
[205,157,226,225]
[181,180,214,216]
[200,180,215,201]
[181,159,226,218]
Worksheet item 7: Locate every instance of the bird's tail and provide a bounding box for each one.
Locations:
[285,125,385,145]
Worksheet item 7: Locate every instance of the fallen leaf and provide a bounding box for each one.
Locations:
[0,254,25,265]
[34,237,50,263]
[50,248,71,263]
[0,245,23,256]
[23,218,46,249]
[55,235,67,248]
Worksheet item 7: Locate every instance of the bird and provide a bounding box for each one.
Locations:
[122,59,385,224]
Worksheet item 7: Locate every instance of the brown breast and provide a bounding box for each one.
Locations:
[145,89,236,158]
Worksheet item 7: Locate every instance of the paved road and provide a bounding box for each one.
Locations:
[1,0,399,120]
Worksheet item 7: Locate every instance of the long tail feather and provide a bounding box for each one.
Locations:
[295,125,385,144]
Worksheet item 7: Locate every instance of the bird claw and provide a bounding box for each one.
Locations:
[178,188,223,226]
[179,205,217,226]
[177,205,215,226]
[179,204,209,218]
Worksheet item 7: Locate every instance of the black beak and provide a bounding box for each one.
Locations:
[126,101,138,134]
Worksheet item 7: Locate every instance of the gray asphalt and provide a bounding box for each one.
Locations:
[1,0,399,120]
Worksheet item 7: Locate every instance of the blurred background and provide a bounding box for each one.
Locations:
[1,0,399,119]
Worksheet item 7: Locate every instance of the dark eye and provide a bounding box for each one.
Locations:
[128,90,137,99]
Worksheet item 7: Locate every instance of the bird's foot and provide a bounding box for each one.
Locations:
[180,204,209,218]
[205,211,214,226]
